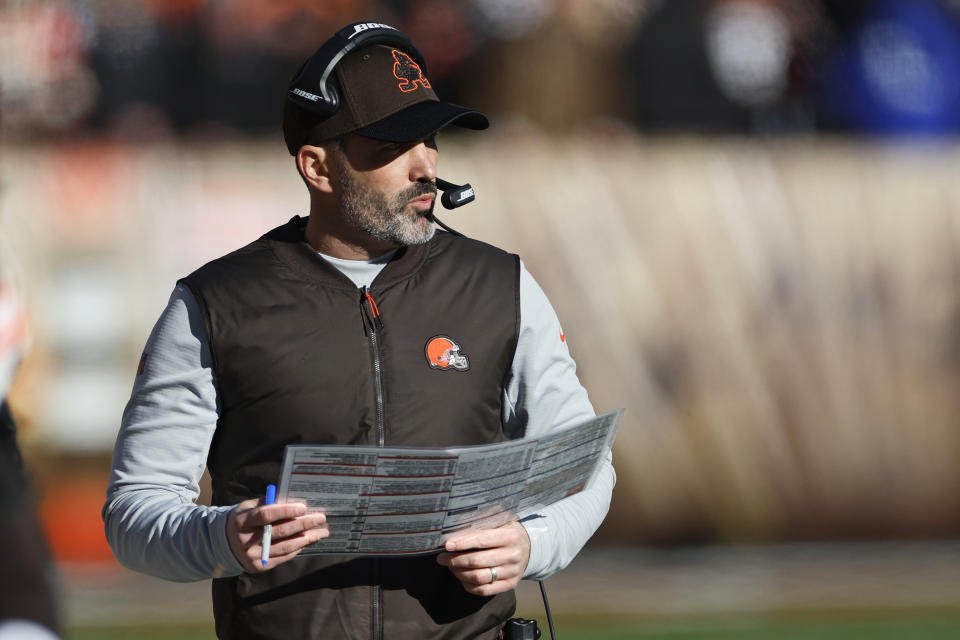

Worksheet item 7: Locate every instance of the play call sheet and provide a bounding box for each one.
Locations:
[276,408,622,556]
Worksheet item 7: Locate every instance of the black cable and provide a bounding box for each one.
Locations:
[539,580,556,640]
[430,215,464,237]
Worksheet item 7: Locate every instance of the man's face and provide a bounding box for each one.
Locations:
[332,135,439,247]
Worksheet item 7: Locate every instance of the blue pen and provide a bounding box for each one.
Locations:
[261,484,277,567]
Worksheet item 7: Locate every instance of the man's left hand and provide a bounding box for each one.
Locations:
[436,521,530,596]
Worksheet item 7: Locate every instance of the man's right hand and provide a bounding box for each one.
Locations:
[226,497,328,573]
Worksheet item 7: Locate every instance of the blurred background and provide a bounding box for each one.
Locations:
[5,0,960,637]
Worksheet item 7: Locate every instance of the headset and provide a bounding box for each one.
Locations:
[287,22,428,118]
[288,22,478,225]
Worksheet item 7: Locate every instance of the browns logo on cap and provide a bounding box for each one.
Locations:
[392,50,431,93]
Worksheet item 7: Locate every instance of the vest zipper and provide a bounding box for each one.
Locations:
[360,286,385,640]
[372,561,382,640]
[359,286,385,447]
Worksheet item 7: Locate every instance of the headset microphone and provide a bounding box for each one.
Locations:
[435,178,475,210]
[429,178,476,237]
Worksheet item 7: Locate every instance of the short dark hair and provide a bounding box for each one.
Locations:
[283,98,328,156]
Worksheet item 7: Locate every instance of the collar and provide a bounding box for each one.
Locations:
[264,215,430,292]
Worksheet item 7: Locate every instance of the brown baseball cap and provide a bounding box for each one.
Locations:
[284,43,488,153]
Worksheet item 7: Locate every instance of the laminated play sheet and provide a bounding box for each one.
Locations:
[276,408,622,556]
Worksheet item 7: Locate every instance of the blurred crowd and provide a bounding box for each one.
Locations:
[3,0,960,142]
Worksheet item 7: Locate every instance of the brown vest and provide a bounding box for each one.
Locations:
[181,217,520,640]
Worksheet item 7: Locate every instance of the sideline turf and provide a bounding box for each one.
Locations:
[558,614,960,640]
[69,613,960,639]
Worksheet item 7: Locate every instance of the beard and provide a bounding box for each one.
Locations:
[337,163,437,247]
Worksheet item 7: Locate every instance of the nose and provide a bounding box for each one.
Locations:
[408,140,437,184]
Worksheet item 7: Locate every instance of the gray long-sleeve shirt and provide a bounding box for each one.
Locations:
[103,255,615,583]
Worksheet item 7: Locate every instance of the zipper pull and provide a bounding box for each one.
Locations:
[360,286,384,331]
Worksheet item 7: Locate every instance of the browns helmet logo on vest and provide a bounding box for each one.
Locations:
[425,335,470,371]
[392,49,431,93]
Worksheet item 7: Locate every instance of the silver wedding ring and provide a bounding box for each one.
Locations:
[489,566,499,583]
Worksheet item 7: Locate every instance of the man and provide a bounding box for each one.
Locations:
[0,262,60,639]
[103,22,615,639]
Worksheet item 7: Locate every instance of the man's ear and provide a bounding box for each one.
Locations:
[297,145,333,193]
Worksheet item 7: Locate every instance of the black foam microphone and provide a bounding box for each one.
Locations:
[435,178,475,209]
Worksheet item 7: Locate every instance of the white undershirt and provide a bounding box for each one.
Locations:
[318,249,397,289]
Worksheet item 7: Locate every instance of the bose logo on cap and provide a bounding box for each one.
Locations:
[291,88,320,101]
[456,188,474,203]
[350,22,396,38]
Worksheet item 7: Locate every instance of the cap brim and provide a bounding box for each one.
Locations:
[353,100,489,142]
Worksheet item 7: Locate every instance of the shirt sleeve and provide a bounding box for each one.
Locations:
[503,262,617,580]
[102,284,243,582]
